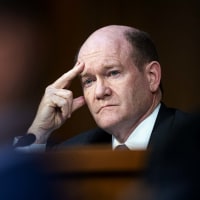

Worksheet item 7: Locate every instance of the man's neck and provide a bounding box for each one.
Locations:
[109,96,161,143]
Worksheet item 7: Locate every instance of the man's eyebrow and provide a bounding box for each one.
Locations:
[79,72,92,79]
[101,65,122,72]
[79,64,121,78]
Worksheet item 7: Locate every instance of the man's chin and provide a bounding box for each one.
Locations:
[96,119,119,132]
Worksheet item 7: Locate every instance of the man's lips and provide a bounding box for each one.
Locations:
[96,105,117,114]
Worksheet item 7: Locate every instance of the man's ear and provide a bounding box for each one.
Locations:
[145,61,161,92]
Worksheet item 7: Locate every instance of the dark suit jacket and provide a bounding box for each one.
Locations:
[54,103,190,150]
[145,107,200,200]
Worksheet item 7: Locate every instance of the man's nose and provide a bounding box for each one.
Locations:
[95,79,112,100]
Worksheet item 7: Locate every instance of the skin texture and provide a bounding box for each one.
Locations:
[28,25,161,143]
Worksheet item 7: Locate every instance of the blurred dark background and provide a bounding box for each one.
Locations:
[0,0,199,146]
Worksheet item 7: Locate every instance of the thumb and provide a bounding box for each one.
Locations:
[72,96,86,112]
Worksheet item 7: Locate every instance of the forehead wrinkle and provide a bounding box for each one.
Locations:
[79,50,123,67]
[79,49,120,61]
[80,62,121,78]
[79,51,100,60]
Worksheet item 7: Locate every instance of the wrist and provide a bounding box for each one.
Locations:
[27,126,52,144]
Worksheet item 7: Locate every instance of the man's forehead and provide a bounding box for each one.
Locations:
[78,48,120,61]
[79,57,122,77]
[78,39,131,61]
[78,28,128,53]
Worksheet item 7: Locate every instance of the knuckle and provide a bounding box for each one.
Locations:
[45,85,54,93]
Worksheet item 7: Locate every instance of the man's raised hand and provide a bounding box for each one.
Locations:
[27,62,85,144]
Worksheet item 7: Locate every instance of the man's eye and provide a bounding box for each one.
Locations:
[82,78,93,87]
[108,70,120,77]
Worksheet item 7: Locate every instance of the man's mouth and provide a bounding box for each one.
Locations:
[97,105,117,113]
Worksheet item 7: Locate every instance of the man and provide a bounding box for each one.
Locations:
[17,25,189,151]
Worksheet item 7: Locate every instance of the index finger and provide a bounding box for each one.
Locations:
[52,62,84,89]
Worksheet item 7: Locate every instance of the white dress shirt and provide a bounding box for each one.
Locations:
[112,103,161,150]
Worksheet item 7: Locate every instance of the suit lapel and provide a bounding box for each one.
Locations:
[148,103,176,149]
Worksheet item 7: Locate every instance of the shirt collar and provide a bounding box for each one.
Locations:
[112,103,161,150]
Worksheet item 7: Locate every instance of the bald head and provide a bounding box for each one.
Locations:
[78,25,134,62]
[81,25,136,46]
[77,25,159,70]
